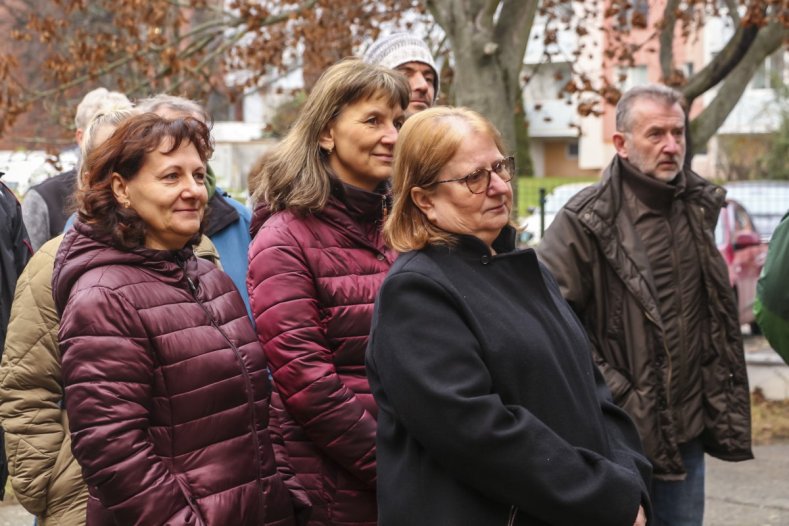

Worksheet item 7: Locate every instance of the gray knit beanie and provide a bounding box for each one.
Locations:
[363,33,440,100]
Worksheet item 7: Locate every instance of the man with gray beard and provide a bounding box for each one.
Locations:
[538,84,752,526]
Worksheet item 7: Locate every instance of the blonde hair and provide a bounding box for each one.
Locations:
[77,107,140,182]
[384,106,508,252]
[254,57,409,214]
[74,88,131,130]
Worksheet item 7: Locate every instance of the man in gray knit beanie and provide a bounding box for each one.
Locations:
[363,33,439,117]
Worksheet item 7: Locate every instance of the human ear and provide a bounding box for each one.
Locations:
[613,132,628,158]
[318,125,335,153]
[110,172,131,208]
[410,186,437,223]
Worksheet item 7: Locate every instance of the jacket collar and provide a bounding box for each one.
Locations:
[430,225,518,262]
[328,178,390,224]
[313,179,390,254]
[249,179,391,244]
[620,158,685,214]
[204,189,240,237]
[53,220,198,316]
[570,156,726,327]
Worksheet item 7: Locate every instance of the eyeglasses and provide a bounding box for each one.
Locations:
[422,156,515,194]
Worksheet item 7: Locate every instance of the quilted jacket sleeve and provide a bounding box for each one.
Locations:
[0,237,86,515]
[59,285,200,526]
[248,222,377,487]
[268,390,313,525]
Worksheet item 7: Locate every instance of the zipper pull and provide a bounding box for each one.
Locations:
[380,193,388,225]
[186,275,197,294]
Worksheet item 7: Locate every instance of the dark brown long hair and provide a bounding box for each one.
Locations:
[77,113,213,250]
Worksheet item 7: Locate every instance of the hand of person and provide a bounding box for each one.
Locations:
[633,505,647,526]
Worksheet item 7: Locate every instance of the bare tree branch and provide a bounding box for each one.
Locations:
[723,0,741,26]
[682,4,766,102]
[690,21,788,147]
[658,0,680,79]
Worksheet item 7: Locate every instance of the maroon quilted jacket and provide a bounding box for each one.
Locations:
[52,221,311,526]
[247,182,395,526]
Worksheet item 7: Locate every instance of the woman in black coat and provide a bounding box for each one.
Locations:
[366,106,652,526]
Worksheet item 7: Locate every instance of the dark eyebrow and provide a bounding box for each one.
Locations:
[645,124,684,134]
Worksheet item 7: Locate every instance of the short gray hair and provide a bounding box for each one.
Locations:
[136,94,210,124]
[615,84,685,133]
[74,88,132,130]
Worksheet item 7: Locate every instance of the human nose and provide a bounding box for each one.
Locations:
[487,170,510,194]
[182,174,206,199]
[381,123,398,146]
[664,134,681,154]
[411,73,428,94]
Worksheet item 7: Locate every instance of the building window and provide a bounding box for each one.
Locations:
[751,50,786,90]
[617,65,648,91]
[524,62,573,101]
[617,0,649,29]
[566,142,579,160]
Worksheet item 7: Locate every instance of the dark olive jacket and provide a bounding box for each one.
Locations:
[538,157,753,479]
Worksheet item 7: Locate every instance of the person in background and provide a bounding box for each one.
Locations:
[755,211,789,363]
[0,171,32,499]
[363,32,439,117]
[137,94,254,317]
[539,84,752,526]
[0,174,32,353]
[52,114,309,525]
[366,106,650,526]
[22,87,131,251]
[0,109,140,525]
[247,58,408,526]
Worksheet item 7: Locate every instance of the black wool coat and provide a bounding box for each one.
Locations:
[366,230,652,526]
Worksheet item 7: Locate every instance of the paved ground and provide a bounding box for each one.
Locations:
[705,443,789,525]
[743,334,789,400]
[0,444,786,525]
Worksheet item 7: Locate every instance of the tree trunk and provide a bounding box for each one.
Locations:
[425,0,537,215]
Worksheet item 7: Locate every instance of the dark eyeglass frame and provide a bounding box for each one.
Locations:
[421,156,515,194]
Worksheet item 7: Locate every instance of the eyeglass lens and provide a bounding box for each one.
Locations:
[466,157,514,193]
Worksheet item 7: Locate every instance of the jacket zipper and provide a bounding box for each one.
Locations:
[184,273,268,522]
[507,505,518,526]
[667,214,686,420]
[644,309,673,411]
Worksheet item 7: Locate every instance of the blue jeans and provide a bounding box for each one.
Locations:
[651,438,705,526]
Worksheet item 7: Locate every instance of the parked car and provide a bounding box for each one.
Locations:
[519,182,594,246]
[724,181,789,242]
[715,199,768,329]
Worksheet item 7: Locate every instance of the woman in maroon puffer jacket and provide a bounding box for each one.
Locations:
[247,59,409,526]
[53,114,310,526]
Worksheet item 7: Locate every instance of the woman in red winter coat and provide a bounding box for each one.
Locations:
[53,113,310,526]
[247,58,409,526]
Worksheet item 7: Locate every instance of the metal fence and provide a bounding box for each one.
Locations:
[723,181,789,242]
[517,179,789,247]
